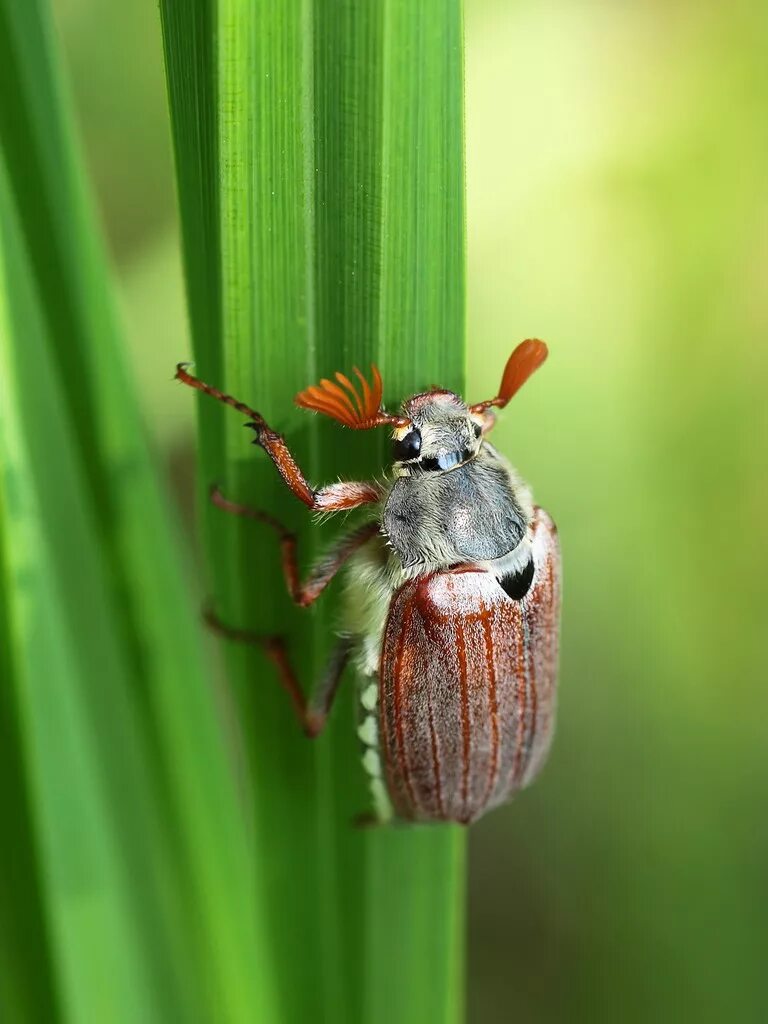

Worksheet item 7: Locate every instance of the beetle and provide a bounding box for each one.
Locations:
[176,338,560,825]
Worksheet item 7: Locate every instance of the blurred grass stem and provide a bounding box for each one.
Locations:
[160,1,467,1021]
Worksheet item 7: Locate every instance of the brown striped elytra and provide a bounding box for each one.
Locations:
[379,518,559,823]
[177,340,561,825]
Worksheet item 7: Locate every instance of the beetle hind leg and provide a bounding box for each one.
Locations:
[204,606,353,738]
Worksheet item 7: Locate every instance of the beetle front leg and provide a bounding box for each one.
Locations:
[176,365,381,512]
[204,610,354,738]
[210,486,379,607]
[246,425,382,512]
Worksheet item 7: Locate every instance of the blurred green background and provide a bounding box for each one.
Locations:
[52,0,767,1020]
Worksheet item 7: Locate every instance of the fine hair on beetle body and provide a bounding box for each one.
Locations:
[176,338,561,826]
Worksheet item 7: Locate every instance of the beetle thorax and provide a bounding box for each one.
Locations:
[382,433,534,577]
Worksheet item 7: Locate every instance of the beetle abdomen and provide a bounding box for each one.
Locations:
[379,508,560,824]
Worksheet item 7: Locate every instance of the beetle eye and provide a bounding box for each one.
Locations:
[473,422,482,439]
[392,429,422,462]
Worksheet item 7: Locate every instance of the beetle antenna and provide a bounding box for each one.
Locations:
[295,364,408,429]
[469,339,548,414]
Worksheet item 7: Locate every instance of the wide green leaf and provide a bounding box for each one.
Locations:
[160,1,466,1022]
[0,1,275,1020]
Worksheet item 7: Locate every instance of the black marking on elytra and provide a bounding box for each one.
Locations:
[499,557,535,601]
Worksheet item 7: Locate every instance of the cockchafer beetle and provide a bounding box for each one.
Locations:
[176,339,561,825]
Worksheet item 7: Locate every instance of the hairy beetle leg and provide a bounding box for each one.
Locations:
[175,365,381,512]
[210,486,379,607]
[204,607,354,738]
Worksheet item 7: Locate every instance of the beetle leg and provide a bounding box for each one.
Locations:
[204,609,354,738]
[176,365,381,511]
[210,486,379,607]
[245,424,381,511]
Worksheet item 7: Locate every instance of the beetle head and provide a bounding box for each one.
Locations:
[392,339,549,474]
[294,339,548,474]
[390,391,483,472]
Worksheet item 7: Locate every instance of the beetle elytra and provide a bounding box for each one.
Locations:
[177,339,561,825]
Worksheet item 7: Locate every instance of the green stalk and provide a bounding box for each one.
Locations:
[161,2,466,1022]
[0,1,275,1020]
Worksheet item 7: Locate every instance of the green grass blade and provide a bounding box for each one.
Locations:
[160,1,466,1022]
[339,4,467,1021]
[0,496,60,1020]
[0,152,183,1024]
[0,1,276,1020]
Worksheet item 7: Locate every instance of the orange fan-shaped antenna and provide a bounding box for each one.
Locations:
[469,339,548,413]
[295,365,406,429]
